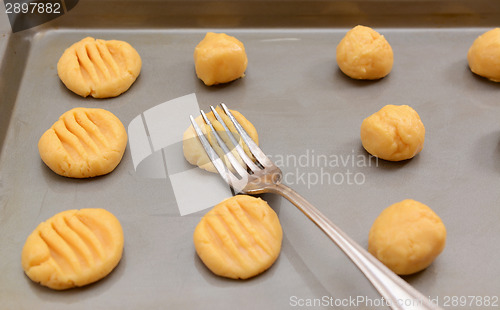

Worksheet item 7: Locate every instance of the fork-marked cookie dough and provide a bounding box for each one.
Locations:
[57,37,141,98]
[38,107,127,178]
[183,107,258,173]
[194,195,282,279]
[21,208,124,290]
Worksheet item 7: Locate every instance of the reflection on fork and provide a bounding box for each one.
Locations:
[190,103,441,310]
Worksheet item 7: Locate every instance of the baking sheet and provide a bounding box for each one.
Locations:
[1,2,500,310]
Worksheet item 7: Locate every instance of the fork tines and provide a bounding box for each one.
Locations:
[189,103,271,186]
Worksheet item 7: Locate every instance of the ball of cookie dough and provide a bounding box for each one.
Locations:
[360,105,425,161]
[183,106,259,173]
[336,25,393,80]
[22,208,124,290]
[467,28,500,82]
[368,199,446,275]
[38,107,128,178]
[194,195,283,279]
[57,37,142,98]
[194,32,248,86]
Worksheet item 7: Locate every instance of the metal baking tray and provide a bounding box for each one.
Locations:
[1,1,500,309]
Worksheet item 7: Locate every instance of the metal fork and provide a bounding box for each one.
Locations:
[190,103,441,310]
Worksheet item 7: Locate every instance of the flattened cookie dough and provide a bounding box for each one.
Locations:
[336,25,393,80]
[194,32,248,86]
[194,195,283,279]
[368,199,446,275]
[183,106,258,173]
[22,208,124,290]
[360,105,425,161]
[38,107,127,178]
[57,37,142,98]
[467,28,500,82]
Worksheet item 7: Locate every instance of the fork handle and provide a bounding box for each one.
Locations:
[267,183,442,310]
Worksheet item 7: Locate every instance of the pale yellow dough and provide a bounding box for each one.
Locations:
[21,208,124,290]
[38,107,128,178]
[360,105,425,161]
[368,199,446,275]
[467,28,500,82]
[183,107,259,173]
[194,32,248,86]
[336,25,393,80]
[193,195,283,279]
[57,37,142,98]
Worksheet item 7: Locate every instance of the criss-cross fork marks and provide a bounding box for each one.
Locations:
[51,110,112,161]
[35,213,110,275]
[76,40,124,85]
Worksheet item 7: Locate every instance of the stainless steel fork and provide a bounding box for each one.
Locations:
[190,103,441,310]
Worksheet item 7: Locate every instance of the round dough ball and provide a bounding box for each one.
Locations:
[22,208,124,290]
[467,28,500,82]
[183,107,258,173]
[194,32,248,86]
[194,195,283,279]
[57,37,142,98]
[360,105,425,161]
[336,25,393,80]
[38,107,128,178]
[368,199,446,275]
